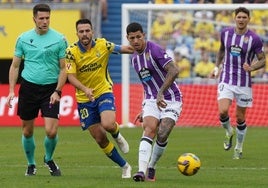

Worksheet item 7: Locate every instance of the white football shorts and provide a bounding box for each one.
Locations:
[217,83,253,107]
[142,99,182,121]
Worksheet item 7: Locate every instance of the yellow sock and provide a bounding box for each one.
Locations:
[102,141,114,155]
[102,141,126,167]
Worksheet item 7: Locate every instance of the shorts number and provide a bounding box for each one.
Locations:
[80,108,89,119]
[219,84,224,91]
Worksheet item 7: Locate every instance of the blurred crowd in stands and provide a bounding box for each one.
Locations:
[152,0,268,3]
[150,1,268,81]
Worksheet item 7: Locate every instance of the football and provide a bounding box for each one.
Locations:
[177,153,201,176]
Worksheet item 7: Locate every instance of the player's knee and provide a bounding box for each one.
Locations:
[23,131,33,138]
[157,127,171,143]
[143,125,157,139]
[97,137,109,148]
[46,131,57,139]
[101,120,116,131]
[157,131,168,143]
[22,125,34,137]
[157,120,174,142]
[236,114,245,123]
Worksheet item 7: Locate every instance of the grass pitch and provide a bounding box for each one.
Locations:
[0,126,267,188]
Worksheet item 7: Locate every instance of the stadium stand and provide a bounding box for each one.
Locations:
[101,0,149,83]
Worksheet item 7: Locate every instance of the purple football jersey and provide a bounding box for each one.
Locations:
[130,41,182,102]
[219,27,264,87]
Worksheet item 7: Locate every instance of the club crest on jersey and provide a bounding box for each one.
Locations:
[243,36,249,44]
[230,45,242,57]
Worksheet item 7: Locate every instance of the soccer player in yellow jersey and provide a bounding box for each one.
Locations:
[65,18,134,178]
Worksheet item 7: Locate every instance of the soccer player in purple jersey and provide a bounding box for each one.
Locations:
[126,22,183,182]
[210,7,266,159]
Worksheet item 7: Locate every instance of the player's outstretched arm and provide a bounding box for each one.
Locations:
[120,45,134,54]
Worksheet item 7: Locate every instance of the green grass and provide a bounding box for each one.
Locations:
[0,126,268,188]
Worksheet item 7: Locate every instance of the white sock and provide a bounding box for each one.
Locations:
[148,141,167,169]
[138,138,153,173]
[235,127,247,151]
[221,117,233,136]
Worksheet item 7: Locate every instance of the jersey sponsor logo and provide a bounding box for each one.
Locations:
[230,45,242,57]
[79,63,102,72]
[138,67,152,82]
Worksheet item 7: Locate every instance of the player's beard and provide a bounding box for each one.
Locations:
[81,37,90,46]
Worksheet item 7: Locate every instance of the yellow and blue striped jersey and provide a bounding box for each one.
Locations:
[65,38,119,102]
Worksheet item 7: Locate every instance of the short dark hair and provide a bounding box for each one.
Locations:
[234,7,250,17]
[126,22,143,35]
[33,3,51,17]
[76,18,92,30]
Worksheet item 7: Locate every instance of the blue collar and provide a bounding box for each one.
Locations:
[77,40,96,53]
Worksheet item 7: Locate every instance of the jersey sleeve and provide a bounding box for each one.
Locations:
[112,44,121,54]
[104,40,118,54]
[65,47,77,74]
[14,36,24,58]
[151,43,173,68]
[253,35,264,55]
[59,36,68,59]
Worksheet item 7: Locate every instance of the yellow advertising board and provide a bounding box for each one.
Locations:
[0,9,80,59]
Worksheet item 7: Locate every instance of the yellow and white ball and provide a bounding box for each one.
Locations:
[177,153,201,176]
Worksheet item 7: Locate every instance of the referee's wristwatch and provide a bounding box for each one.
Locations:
[54,89,62,97]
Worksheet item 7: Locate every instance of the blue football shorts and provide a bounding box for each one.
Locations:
[77,92,116,130]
